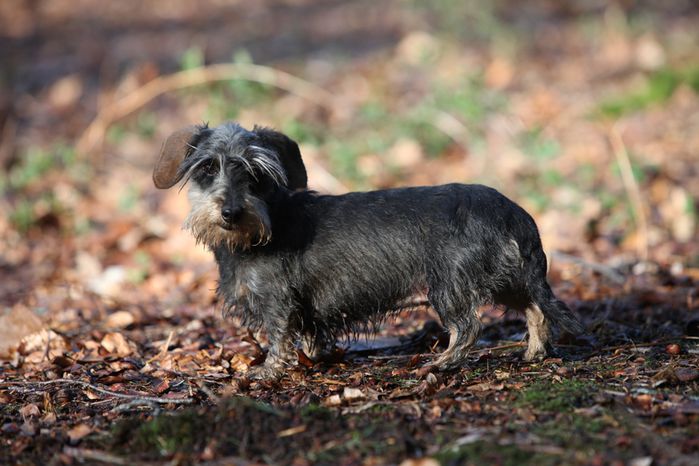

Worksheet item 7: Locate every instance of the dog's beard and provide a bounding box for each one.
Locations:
[184,186,271,251]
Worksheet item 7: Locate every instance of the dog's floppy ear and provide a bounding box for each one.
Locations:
[253,127,308,190]
[153,126,200,189]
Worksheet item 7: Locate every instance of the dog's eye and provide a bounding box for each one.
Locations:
[203,161,219,177]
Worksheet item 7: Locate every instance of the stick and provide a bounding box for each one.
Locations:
[609,123,649,261]
[586,337,683,357]
[76,63,335,156]
[62,447,130,465]
[551,251,626,284]
[365,342,526,360]
[0,378,194,405]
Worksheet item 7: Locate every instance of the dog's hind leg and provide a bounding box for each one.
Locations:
[519,268,583,361]
[427,287,481,371]
[522,303,551,361]
[432,319,481,370]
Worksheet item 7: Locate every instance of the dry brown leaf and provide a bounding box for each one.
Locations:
[400,458,440,466]
[675,367,699,383]
[104,310,135,329]
[100,332,133,357]
[67,423,92,443]
[466,382,504,392]
[342,387,366,402]
[229,353,252,372]
[324,394,342,407]
[19,404,40,419]
[0,306,44,358]
[47,74,83,109]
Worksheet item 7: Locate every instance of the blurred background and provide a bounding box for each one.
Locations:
[1,0,698,314]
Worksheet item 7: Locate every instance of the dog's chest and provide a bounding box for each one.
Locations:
[215,250,288,313]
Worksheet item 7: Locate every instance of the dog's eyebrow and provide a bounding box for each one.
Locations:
[177,151,220,190]
[233,154,255,178]
[246,145,288,185]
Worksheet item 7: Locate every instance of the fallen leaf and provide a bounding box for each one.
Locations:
[0,306,44,358]
[296,349,315,368]
[153,379,170,394]
[324,394,342,407]
[629,457,653,466]
[675,367,699,383]
[343,387,366,402]
[633,394,653,411]
[19,404,40,419]
[88,266,127,298]
[400,459,440,466]
[47,74,83,109]
[1,423,20,434]
[494,369,511,380]
[104,310,135,329]
[466,382,504,392]
[100,333,133,357]
[230,353,253,373]
[67,423,92,443]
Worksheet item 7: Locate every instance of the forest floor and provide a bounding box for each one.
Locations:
[1,1,698,465]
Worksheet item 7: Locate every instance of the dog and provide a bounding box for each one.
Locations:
[153,122,583,379]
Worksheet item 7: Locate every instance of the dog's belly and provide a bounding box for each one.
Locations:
[294,183,540,323]
[303,261,423,323]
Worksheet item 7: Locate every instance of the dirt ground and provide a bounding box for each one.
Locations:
[1,1,698,465]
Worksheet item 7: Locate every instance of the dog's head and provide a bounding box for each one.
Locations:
[153,122,307,250]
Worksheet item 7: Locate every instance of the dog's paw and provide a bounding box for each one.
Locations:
[246,364,285,381]
[522,349,547,362]
[523,344,557,362]
[428,356,468,374]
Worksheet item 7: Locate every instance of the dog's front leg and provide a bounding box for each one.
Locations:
[247,306,296,380]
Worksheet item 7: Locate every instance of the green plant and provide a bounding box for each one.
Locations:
[598,66,699,118]
[520,128,560,161]
[518,379,596,412]
[180,46,204,71]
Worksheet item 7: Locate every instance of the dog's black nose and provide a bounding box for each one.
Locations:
[221,207,242,224]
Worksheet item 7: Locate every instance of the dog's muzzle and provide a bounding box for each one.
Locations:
[221,206,243,229]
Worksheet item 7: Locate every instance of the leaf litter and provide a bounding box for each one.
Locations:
[1,1,699,465]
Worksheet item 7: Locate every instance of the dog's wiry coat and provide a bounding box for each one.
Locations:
[154,122,583,379]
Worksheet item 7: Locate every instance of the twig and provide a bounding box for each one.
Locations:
[62,447,130,465]
[145,329,174,364]
[111,399,162,414]
[587,337,683,357]
[609,123,649,261]
[473,342,526,353]
[76,63,335,156]
[43,328,52,362]
[0,378,194,405]
[365,342,526,360]
[551,251,626,284]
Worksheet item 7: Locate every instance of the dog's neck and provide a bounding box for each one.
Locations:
[213,188,315,261]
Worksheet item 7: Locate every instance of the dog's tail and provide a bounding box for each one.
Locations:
[533,286,584,335]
